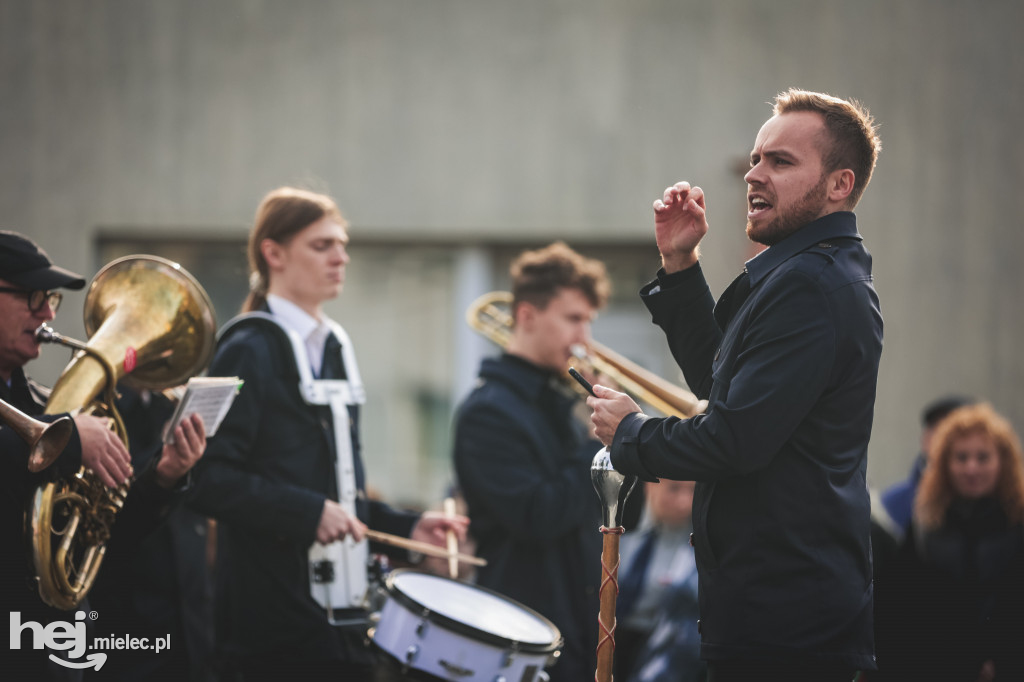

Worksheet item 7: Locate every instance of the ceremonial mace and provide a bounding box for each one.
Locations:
[591,447,638,682]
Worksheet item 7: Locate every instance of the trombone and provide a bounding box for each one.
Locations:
[465,291,706,419]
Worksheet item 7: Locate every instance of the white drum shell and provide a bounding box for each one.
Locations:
[372,571,560,682]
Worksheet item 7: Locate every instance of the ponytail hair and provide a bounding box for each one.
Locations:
[242,187,345,313]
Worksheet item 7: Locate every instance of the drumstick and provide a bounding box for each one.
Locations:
[365,529,486,567]
[443,497,459,579]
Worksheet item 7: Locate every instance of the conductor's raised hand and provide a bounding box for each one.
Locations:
[587,383,643,447]
[316,500,368,544]
[654,181,709,273]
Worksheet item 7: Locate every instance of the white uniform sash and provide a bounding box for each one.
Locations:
[220,312,368,623]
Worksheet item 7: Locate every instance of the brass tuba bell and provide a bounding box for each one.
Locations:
[31,255,217,609]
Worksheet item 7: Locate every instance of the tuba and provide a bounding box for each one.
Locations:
[31,255,216,609]
[466,291,706,419]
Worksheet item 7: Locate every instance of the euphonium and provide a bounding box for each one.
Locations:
[31,255,216,609]
[466,291,706,419]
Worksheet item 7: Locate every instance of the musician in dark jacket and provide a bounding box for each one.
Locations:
[189,187,466,680]
[0,231,206,680]
[453,242,611,682]
[590,89,884,682]
[86,385,216,682]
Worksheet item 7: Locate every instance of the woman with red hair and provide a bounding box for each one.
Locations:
[874,403,1024,681]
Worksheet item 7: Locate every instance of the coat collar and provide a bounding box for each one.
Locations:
[480,353,563,402]
[745,211,862,286]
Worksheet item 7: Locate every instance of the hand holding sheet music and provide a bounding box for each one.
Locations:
[163,376,243,444]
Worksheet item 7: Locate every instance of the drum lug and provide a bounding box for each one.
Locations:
[415,617,429,637]
[405,644,420,665]
[501,641,520,668]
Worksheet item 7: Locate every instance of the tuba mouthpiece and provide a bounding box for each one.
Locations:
[35,323,56,343]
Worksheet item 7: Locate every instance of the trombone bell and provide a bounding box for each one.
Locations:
[0,398,73,472]
[466,291,705,419]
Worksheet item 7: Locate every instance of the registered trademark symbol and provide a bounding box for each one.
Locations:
[89,611,98,620]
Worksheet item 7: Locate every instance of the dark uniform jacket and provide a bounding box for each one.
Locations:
[453,354,603,682]
[1,368,185,679]
[87,387,214,682]
[611,212,882,670]
[188,315,417,663]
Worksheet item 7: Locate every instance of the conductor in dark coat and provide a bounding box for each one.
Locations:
[590,90,884,682]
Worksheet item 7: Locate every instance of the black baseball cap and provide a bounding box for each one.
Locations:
[0,231,86,291]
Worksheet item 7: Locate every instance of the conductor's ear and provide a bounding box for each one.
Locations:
[827,168,855,205]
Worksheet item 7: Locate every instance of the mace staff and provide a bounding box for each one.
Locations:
[591,446,638,682]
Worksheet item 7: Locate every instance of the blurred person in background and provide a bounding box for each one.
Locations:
[872,403,1024,681]
[880,395,977,534]
[87,384,216,681]
[615,479,704,682]
[870,394,976,576]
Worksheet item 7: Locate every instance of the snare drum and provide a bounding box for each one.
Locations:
[369,570,562,681]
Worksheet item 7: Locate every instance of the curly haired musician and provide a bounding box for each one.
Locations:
[453,241,612,682]
[189,187,466,680]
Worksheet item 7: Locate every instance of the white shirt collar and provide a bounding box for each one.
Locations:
[266,294,332,376]
[266,294,320,338]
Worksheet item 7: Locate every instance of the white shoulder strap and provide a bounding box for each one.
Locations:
[219,312,365,406]
[220,312,369,618]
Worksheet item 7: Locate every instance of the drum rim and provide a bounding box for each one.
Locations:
[382,569,563,654]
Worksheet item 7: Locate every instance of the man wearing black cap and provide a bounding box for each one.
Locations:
[0,231,207,679]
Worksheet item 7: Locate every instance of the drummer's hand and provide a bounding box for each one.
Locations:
[411,511,469,548]
[316,500,367,544]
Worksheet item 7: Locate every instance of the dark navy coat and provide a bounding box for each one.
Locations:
[453,354,604,682]
[612,212,882,670]
[189,316,417,662]
[1,369,186,679]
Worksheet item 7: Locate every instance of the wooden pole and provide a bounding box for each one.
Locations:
[595,526,623,682]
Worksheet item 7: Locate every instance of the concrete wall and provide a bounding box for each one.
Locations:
[3,0,1022,499]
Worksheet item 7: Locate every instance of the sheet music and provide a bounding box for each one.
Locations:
[162,376,243,444]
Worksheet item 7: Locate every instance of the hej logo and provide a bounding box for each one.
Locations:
[9,611,107,671]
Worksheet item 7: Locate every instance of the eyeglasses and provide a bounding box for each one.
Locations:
[0,287,63,313]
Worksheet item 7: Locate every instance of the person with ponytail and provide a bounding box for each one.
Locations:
[190,187,467,680]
